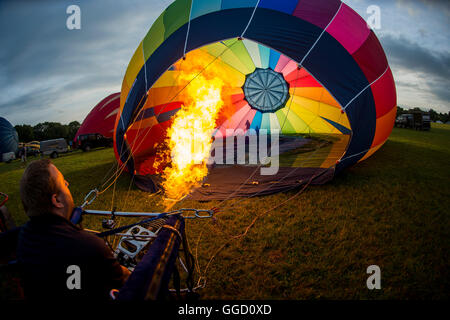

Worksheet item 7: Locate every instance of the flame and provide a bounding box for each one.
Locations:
[154,50,235,207]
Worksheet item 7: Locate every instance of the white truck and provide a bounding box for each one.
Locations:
[40,138,68,158]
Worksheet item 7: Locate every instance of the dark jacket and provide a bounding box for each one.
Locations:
[16,213,127,300]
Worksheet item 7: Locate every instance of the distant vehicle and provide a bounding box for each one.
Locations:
[23,141,40,157]
[26,141,40,149]
[17,142,39,159]
[1,152,15,163]
[40,138,68,158]
[75,133,113,152]
[395,111,430,130]
[24,146,40,157]
[395,114,411,128]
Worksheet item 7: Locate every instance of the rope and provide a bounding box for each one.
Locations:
[96,88,151,195]
[299,2,343,66]
[193,98,353,281]
[210,97,346,212]
[196,165,330,285]
[342,66,389,112]
[106,44,156,219]
[190,134,336,284]
[95,41,177,197]
[95,52,176,196]
[279,66,300,131]
[214,138,334,212]
[143,45,149,91]
[194,143,372,286]
[240,0,261,39]
[233,166,331,239]
[183,0,194,58]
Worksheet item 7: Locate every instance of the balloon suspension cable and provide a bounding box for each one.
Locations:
[240,0,260,39]
[82,208,216,238]
[83,208,216,219]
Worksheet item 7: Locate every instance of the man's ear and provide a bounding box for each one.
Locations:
[51,193,64,208]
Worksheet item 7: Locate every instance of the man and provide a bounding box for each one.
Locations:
[16,159,129,300]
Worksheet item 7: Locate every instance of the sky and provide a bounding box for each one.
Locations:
[0,0,448,126]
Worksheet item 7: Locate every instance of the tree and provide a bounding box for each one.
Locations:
[33,122,68,141]
[67,121,81,141]
[429,109,438,122]
[14,124,34,142]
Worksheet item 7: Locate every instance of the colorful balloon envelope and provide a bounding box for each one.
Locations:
[0,117,19,156]
[114,0,397,200]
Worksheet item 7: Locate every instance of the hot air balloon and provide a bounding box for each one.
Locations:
[0,117,19,162]
[74,92,120,151]
[75,92,120,141]
[113,0,396,200]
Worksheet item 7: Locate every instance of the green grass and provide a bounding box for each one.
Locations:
[1,123,449,299]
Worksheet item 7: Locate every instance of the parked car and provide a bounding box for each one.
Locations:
[75,133,113,152]
[1,152,15,163]
[395,111,430,130]
[420,113,431,130]
[40,138,68,158]
[395,114,413,128]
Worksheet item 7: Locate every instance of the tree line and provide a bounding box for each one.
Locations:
[12,106,450,143]
[396,107,450,123]
[14,121,81,143]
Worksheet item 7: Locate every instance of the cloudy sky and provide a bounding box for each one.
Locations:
[0,0,448,126]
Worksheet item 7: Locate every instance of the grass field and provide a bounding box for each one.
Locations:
[1,123,449,299]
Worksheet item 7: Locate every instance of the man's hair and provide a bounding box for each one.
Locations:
[20,159,58,217]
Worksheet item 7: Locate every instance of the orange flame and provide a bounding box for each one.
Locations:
[154,50,236,207]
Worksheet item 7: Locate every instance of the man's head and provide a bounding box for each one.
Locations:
[20,159,74,219]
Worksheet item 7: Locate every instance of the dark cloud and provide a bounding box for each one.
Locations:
[395,0,450,17]
[380,34,450,106]
[380,34,450,79]
[0,0,171,125]
[0,0,448,123]
[429,81,450,103]
[419,0,450,16]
